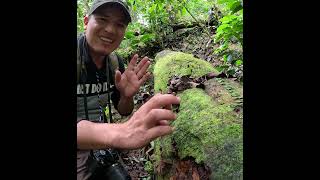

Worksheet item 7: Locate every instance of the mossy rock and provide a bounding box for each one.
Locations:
[153,50,218,93]
[152,50,243,179]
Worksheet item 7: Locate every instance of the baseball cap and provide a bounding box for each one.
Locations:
[87,0,132,23]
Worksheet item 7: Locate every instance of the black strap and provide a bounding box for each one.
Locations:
[82,72,89,120]
[78,35,89,120]
[106,56,113,123]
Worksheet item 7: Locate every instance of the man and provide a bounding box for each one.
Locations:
[77,0,180,179]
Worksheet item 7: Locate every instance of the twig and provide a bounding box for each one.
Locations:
[178,0,211,38]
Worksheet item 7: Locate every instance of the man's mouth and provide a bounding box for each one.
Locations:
[100,37,113,44]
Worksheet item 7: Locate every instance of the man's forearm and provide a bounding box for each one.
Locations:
[77,120,126,150]
[117,95,134,116]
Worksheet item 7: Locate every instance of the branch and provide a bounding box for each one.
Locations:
[178,0,211,37]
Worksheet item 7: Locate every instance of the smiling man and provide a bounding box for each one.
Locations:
[77,0,180,179]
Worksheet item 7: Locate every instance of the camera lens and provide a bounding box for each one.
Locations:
[99,150,106,155]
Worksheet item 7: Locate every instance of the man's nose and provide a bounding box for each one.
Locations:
[104,23,116,34]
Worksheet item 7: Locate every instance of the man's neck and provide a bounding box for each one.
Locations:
[88,47,106,69]
[91,54,105,69]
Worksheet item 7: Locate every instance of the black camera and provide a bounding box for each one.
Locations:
[89,149,131,180]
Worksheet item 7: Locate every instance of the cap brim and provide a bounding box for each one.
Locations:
[88,1,132,23]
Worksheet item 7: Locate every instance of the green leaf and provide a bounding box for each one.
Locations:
[216,65,229,72]
[235,60,243,66]
[227,69,236,76]
[181,7,187,16]
[217,23,231,32]
[140,33,155,42]
[125,31,135,39]
[228,1,242,14]
[149,3,156,14]
[137,42,145,47]
[223,54,228,62]
[220,15,237,24]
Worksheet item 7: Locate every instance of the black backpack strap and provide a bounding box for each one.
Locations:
[105,52,120,123]
[105,56,113,123]
[82,71,89,120]
[77,35,89,120]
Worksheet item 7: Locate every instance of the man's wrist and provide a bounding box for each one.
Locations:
[119,94,134,106]
[108,123,129,149]
[118,95,134,116]
[120,94,134,101]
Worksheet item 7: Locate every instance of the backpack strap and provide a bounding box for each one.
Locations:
[105,52,119,123]
[77,41,81,83]
[77,37,87,84]
[108,52,119,81]
[77,36,89,119]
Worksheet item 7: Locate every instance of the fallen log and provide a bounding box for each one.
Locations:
[152,50,243,179]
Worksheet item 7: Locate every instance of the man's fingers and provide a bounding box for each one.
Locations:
[143,94,180,112]
[145,109,176,128]
[136,60,150,79]
[138,72,151,85]
[114,70,122,88]
[147,126,174,141]
[134,56,149,74]
[128,54,138,71]
[158,120,170,126]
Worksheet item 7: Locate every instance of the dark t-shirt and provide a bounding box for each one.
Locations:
[77,34,125,122]
[77,34,125,180]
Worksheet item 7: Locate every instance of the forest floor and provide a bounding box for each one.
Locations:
[113,24,241,179]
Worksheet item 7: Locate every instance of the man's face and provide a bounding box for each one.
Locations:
[85,4,128,56]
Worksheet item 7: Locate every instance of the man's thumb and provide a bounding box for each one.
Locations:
[115,70,121,85]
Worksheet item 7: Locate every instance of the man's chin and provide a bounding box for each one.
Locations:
[95,43,117,55]
[100,46,115,55]
[96,48,113,56]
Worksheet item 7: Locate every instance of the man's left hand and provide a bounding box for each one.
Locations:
[115,54,151,98]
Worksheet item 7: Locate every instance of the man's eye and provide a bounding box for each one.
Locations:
[117,23,125,28]
[97,17,106,22]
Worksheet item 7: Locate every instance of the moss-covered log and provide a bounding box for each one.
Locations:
[152,50,243,179]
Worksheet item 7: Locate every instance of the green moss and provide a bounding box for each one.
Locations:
[153,136,174,168]
[175,133,205,164]
[144,161,154,174]
[153,140,162,164]
[161,136,174,159]
[153,51,218,93]
[153,51,243,179]
[154,88,242,178]
[175,89,242,178]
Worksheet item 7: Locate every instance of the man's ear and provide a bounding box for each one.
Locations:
[84,15,89,30]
